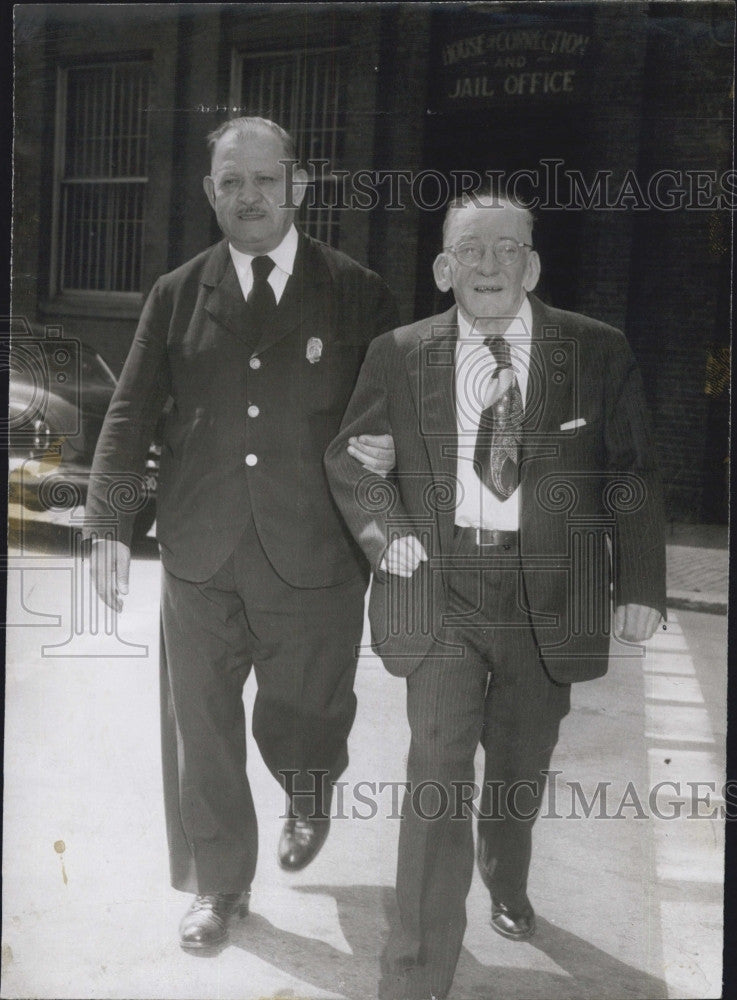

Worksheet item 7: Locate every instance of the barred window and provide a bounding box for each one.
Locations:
[54,60,150,296]
[233,47,348,247]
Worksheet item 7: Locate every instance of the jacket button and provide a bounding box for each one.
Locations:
[249,356,261,370]
[245,454,258,466]
[247,405,260,418]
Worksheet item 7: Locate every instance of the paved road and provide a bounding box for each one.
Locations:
[2,538,727,999]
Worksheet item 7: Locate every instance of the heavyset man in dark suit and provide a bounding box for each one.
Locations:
[325,191,666,1000]
[84,117,398,950]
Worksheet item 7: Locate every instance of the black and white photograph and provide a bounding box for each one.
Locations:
[4,3,733,998]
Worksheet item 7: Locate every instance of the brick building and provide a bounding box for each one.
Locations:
[12,2,733,522]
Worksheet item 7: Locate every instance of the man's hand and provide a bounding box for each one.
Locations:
[346,434,395,476]
[90,539,131,612]
[614,603,662,642]
[379,535,428,578]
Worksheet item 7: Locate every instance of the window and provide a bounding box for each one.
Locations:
[53,60,151,298]
[232,46,348,247]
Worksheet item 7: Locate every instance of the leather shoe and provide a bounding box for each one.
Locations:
[178,890,249,950]
[278,817,330,871]
[490,897,536,941]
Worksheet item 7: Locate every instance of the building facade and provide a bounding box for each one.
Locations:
[12,2,734,522]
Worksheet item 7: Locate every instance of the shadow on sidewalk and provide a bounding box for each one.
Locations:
[223,884,666,1000]
[456,915,667,999]
[228,884,387,999]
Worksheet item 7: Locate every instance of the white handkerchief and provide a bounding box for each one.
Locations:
[560,417,587,430]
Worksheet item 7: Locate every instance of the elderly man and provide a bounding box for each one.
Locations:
[325,190,665,999]
[84,117,398,950]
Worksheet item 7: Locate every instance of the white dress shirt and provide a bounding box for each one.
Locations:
[454,297,533,531]
[228,224,299,305]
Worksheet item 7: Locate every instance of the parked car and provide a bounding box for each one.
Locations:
[8,333,159,540]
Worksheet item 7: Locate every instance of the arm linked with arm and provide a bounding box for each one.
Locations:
[325,335,414,574]
[337,269,401,476]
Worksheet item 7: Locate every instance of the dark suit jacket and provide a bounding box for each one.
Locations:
[325,295,666,683]
[84,234,398,586]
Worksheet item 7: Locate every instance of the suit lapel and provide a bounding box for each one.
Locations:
[201,235,330,353]
[401,299,575,554]
[523,294,575,443]
[202,241,252,342]
[254,234,330,354]
[518,295,576,539]
[405,307,459,553]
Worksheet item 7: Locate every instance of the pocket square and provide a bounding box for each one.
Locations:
[560,417,586,430]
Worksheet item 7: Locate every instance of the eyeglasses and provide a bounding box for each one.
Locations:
[444,239,533,267]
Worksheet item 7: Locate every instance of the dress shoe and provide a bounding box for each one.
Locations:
[178,890,249,950]
[278,816,330,871]
[490,897,536,941]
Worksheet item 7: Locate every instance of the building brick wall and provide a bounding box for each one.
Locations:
[627,3,733,521]
[11,4,732,521]
[370,5,433,324]
[13,5,181,373]
[573,4,649,332]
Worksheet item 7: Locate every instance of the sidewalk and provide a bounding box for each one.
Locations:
[665,522,729,614]
[2,551,726,999]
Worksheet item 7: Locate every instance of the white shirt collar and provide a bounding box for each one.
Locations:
[456,295,532,345]
[228,224,299,276]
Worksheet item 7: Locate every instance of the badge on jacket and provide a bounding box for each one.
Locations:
[306,337,323,364]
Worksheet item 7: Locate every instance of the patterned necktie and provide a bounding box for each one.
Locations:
[248,255,277,333]
[473,335,524,500]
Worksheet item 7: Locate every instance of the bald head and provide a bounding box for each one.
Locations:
[442,191,534,249]
[206,116,297,165]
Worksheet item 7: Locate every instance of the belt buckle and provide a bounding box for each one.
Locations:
[476,528,500,547]
[475,528,514,549]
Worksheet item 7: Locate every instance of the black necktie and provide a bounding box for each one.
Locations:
[473,335,524,500]
[247,255,277,333]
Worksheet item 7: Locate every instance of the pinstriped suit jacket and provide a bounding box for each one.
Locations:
[325,295,666,682]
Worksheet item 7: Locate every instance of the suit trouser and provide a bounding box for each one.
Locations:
[159,515,366,894]
[388,538,571,999]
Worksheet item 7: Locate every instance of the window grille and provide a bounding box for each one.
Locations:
[55,61,150,295]
[234,47,348,247]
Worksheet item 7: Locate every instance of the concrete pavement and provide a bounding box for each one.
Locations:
[2,529,727,999]
[665,522,728,615]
